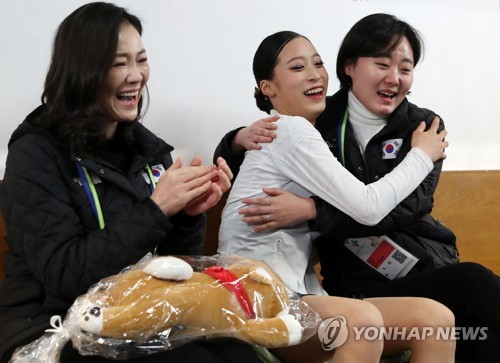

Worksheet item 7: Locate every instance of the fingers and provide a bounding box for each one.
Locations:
[215,168,231,193]
[247,135,274,151]
[216,157,234,181]
[240,187,283,210]
[236,115,279,151]
[239,203,268,216]
[184,179,214,202]
[213,157,233,193]
[248,142,263,151]
[262,114,279,127]
[183,181,225,216]
[429,116,441,132]
[252,115,278,138]
[262,187,285,197]
[252,222,276,233]
[167,157,183,171]
[184,167,218,190]
[189,155,203,166]
[250,129,277,143]
[416,121,426,132]
[246,217,277,232]
[200,183,223,207]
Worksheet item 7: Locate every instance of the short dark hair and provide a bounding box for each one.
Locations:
[252,31,305,114]
[337,13,423,89]
[37,2,147,155]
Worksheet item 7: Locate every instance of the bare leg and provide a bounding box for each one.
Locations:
[271,295,384,363]
[367,297,456,363]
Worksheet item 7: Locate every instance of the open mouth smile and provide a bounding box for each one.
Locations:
[117,90,139,105]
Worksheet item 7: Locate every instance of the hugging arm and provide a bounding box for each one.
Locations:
[309,157,442,239]
[213,127,247,179]
[268,120,437,226]
[309,114,446,238]
[213,115,279,178]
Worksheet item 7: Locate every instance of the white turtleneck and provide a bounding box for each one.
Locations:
[348,91,387,156]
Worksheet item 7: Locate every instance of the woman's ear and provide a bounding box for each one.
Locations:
[260,80,276,98]
[344,62,354,77]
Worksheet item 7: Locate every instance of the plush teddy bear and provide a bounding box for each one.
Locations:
[75,256,304,348]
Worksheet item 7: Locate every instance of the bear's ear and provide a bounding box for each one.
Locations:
[143,256,193,280]
[247,267,273,285]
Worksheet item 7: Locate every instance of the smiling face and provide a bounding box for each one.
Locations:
[260,37,328,123]
[345,36,414,117]
[97,22,150,133]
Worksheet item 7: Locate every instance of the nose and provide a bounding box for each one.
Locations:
[307,67,322,82]
[126,65,143,84]
[384,66,399,85]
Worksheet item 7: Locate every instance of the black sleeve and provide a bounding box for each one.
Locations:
[213,127,246,178]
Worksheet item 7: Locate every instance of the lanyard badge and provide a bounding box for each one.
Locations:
[77,163,159,229]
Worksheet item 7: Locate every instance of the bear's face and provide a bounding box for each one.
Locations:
[77,303,103,335]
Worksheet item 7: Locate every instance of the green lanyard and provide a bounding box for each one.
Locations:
[76,164,157,229]
[338,108,349,167]
[145,164,157,191]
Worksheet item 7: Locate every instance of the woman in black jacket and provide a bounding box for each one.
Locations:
[213,13,500,362]
[0,2,261,362]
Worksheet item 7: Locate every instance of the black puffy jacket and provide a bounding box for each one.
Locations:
[0,106,205,361]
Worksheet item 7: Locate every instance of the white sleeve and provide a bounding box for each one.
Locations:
[272,119,433,226]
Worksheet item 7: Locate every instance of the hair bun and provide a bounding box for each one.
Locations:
[254,87,272,114]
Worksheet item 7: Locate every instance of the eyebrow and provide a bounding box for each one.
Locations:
[401,58,414,66]
[115,49,147,57]
[376,55,414,66]
[285,53,321,64]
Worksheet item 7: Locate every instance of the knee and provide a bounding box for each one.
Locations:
[345,300,384,330]
[413,298,455,329]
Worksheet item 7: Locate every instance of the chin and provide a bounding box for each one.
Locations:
[116,111,139,122]
[374,105,395,117]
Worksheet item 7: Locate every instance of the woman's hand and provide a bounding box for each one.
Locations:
[182,157,234,216]
[411,116,449,162]
[150,157,218,217]
[239,188,316,232]
[212,157,233,194]
[232,114,279,152]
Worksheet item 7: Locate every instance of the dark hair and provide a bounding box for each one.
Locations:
[337,13,423,89]
[36,2,147,155]
[252,31,305,114]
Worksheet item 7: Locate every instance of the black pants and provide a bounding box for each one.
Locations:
[332,262,500,363]
[60,339,263,363]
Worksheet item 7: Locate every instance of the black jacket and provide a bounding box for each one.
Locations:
[213,88,457,296]
[311,88,457,295]
[0,106,205,361]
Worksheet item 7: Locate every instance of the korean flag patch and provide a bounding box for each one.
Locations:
[143,164,166,184]
[381,139,403,160]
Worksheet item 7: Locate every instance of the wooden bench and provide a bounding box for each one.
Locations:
[1,170,499,279]
[432,170,500,273]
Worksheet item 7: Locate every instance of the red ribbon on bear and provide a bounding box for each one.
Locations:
[204,266,256,319]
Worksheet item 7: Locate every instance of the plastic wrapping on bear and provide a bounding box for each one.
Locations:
[11,254,322,362]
